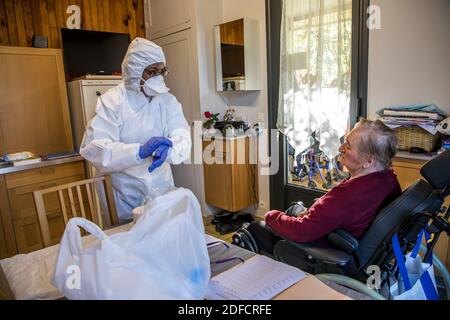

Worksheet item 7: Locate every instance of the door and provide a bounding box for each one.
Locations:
[152,29,201,200]
[144,0,193,39]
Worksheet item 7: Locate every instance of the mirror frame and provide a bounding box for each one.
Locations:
[215,17,261,92]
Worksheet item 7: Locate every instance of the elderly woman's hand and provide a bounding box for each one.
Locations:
[285,201,307,218]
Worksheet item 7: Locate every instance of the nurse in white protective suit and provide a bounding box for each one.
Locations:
[80,38,191,221]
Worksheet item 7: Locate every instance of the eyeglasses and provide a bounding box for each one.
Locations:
[144,67,170,78]
[207,241,245,265]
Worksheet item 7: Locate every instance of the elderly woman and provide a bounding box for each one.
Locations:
[248,119,402,253]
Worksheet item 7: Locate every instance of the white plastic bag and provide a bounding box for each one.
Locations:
[52,188,211,300]
[390,232,439,300]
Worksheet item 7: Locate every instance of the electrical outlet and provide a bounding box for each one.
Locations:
[259,200,266,209]
[257,113,264,122]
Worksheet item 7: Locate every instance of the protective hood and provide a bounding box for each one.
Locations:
[122,37,166,92]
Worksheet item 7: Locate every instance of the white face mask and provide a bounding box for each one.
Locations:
[141,75,169,96]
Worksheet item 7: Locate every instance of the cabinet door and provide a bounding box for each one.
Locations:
[230,139,259,212]
[145,0,193,39]
[0,46,73,156]
[0,176,17,259]
[203,141,233,211]
[220,19,244,46]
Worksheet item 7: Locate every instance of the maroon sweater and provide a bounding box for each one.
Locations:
[265,170,401,243]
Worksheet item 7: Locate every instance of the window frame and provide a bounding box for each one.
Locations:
[267,0,370,211]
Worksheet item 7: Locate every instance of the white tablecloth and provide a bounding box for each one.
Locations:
[0,223,133,300]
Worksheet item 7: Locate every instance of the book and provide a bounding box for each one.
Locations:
[382,110,444,120]
[205,255,305,300]
[11,157,42,166]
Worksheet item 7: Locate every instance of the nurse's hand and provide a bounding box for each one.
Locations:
[139,137,173,159]
[148,144,170,173]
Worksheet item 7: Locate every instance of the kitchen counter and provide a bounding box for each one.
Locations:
[0,155,84,175]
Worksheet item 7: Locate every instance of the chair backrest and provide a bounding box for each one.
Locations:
[33,176,119,247]
[355,179,439,268]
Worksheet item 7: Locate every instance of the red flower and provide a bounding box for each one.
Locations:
[204,111,212,118]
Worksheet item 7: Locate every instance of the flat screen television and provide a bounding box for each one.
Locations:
[61,28,130,78]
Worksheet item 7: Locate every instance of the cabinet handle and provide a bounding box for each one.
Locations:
[96,91,102,97]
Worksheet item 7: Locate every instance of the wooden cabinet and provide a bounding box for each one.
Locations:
[144,0,194,39]
[219,19,244,46]
[203,137,258,213]
[0,161,86,256]
[392,157,450,270]
[0,46,73,156]
[0,176,17,260]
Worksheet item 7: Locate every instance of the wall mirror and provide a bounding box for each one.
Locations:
[215,18,260,92]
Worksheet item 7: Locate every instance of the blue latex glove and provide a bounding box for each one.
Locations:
[148,144,170,173]
[139,137,173,159]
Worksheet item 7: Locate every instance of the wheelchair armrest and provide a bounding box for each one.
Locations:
[327,229,359,254]
[274,240,353,266]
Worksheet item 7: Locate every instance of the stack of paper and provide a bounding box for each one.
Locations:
[205,255,305,300]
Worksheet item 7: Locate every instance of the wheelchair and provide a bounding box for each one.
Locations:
[232,150,450,298]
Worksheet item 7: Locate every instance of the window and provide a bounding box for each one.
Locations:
[267,0,369,209]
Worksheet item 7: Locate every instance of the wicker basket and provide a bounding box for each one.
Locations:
[394,125,439,152]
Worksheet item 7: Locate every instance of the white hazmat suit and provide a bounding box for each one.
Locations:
[80,38,191,221]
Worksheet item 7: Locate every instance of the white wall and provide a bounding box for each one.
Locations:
[368,0,450,119]
[220,0,270,215]
[193,0,269,216]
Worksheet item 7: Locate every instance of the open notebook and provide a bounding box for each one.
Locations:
[205,254,306,300]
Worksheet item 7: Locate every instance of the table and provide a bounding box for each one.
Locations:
[0,223,354,300]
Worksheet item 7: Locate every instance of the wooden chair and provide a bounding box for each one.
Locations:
[33,176,119,247]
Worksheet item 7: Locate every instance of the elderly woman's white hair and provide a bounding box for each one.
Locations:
[121,37,166,92]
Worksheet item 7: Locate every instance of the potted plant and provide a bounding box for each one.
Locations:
[203,111,220,130]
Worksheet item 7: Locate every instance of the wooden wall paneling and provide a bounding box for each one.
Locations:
[4,0,18,46]
[13,0,27,46]
[137,0,145,38]
[47,0,59,49]
[0,0,10,45]
[127,0,136,40]
[1,0,146,48]
[89,0,99,30]
[120,0,130,33]
[81,0,92,30]
[22,0,34,46]
[30,0,42,39]
[112,0,119,33]
[96,0,104,30]
[38,0,51,45]
[103,0,111,31]
[54,0,64,48]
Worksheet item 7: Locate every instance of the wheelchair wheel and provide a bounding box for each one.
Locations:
[232,228,258,253]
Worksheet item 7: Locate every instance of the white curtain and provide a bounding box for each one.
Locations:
[277,0,352,159]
